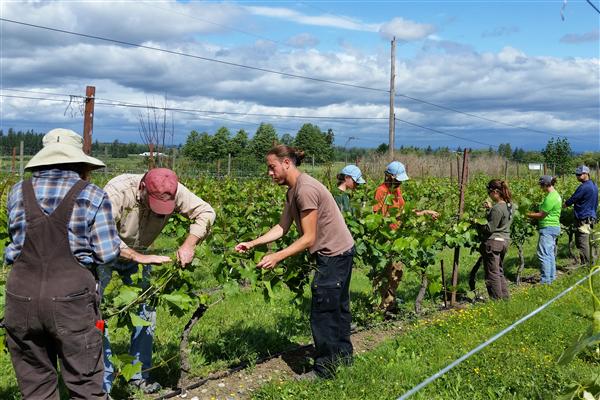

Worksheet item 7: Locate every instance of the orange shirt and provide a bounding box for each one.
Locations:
[373,183,405,214]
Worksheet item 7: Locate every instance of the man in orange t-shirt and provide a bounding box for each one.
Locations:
[374,161,438,222]
[373,161,438,314]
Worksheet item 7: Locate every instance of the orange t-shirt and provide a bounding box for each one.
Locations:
[373,183,405,214]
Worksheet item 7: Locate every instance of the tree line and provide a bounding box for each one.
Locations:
[1,128,597,175]
[181,123,335,164]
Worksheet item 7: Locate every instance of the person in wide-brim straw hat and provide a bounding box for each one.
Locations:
[25,128,105,171]
[3,128,120,398]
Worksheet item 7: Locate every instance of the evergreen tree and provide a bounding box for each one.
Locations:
[294,123,334,162]
[542,137,573,175]
[497,143,512,159]
[376,143,389,155]
[249,123,278,161]
[280,133,294,146]
[229,129,249,156]
[210,126,231,160]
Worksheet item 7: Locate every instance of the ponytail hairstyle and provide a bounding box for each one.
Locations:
[267,145,306,166]
[337,173,347,185]
[487,179,512,203]
[487,179,513,217]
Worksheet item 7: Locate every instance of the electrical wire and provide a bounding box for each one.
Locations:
[396,93,566,138]
[0,93,74,104]
[0,92,564,148]
[0,92,386,121]
[586,0,600,14]
[1,88,84,99]
[1,19,581,140]
[0,17,390,94]
[138,0,295,50]
[395,117,498,148]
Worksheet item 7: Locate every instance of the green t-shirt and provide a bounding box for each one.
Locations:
[333,188,351,214]
[539,190,562,228]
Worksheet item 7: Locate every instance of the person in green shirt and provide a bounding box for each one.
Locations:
[334,164,365,215]
[527,175,562,284]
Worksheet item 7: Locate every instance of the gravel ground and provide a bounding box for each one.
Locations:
[160,321,407,400]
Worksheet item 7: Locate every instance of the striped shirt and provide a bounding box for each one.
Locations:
[5,169,121,267]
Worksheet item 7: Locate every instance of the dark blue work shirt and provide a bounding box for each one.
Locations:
[565,179,598,220]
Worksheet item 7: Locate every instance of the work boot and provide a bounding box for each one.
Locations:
[129,379,162,394]
[294,370,319,382]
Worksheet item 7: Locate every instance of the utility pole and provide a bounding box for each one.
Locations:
[83,85,95,155]
[389,36,396,160]
[344,136,355,164]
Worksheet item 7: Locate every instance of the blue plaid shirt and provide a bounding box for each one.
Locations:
[5,169,121,267]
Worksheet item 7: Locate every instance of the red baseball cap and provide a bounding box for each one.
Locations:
[143,168,178,214]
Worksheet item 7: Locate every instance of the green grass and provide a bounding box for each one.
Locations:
[255,269,597,400]
[0,229,591,399]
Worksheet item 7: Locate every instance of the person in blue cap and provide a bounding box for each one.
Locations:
[373,161,438,314]
[334,164,366,215]
[373,161,438,220]
[563,165,598,266]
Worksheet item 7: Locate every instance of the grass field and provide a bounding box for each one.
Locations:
[0,226,589,399]
[255,269,596,400]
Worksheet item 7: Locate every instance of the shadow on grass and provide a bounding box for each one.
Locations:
[0,386,19,400]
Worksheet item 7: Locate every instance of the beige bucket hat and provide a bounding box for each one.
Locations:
[25,128,105,171]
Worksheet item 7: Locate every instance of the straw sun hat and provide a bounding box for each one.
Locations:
[25,128,105,171]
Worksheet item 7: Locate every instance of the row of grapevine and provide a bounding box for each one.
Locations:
[0,171,583,387]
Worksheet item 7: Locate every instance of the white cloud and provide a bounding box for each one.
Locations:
[482,26,519,38]
[379,17,436,41]
[560,29,600,44]
[245,6,379,32]
[1,2,598,150]
[1,0,245,49]
[286,33,320,49]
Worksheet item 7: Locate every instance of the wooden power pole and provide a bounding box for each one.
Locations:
[389,36,396,159]
[83,85,96,155]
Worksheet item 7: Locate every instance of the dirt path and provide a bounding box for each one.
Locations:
[165,321,407,400]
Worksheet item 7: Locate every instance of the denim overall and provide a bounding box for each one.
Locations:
[4,179,105,399]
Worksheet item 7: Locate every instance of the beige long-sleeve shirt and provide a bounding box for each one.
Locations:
[104,174,216,251]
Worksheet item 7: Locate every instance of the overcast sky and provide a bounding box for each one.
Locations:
[1,0,599,151]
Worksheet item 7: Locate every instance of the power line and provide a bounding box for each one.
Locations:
[396,92,564,138]
[172,106,377,144]
[0,17,390,94]
[97,98,388,120]
[138,0,294,50]
[0,93,74,104]
[0,92,378,144]
[2,19,575,140]
[0,92,587,147]
[395,117,498,148]
[0,91,386,121]
[586,0,600,14]
[1,88,84,99]
[138,0,385,86]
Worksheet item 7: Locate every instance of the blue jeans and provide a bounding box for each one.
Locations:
[537,226,561,284]
[98,262,156,393]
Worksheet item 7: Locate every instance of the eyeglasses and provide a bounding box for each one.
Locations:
[576,173,583,177]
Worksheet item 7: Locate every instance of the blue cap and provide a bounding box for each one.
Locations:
[385,161,409,181]
[539,175,554,186]
[340,164,365,184]
[575,165,590,175]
